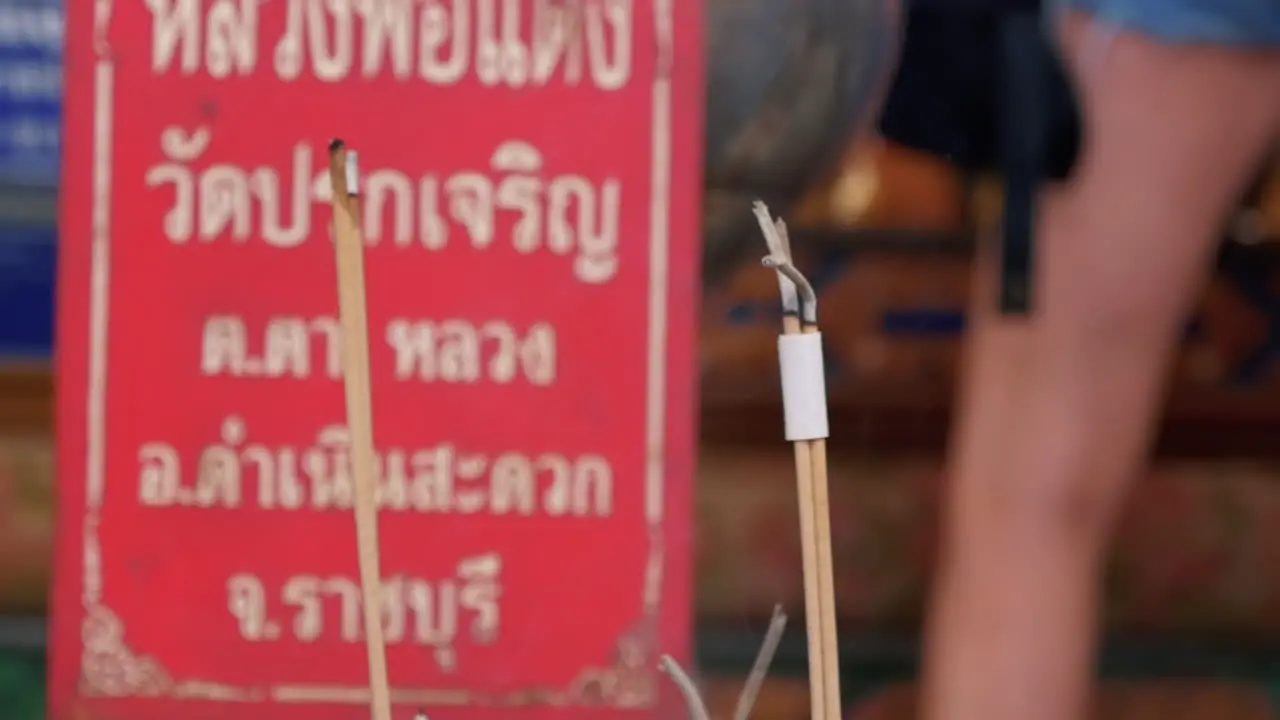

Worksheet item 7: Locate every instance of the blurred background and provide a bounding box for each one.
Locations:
[0,0,59,718]
[6,0,1280,718]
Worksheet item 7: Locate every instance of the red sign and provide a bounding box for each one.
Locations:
[51,1,701,718]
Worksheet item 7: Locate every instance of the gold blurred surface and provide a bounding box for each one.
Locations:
[0,363,54,611]
[0,434,53,613]
[793,139,969,233]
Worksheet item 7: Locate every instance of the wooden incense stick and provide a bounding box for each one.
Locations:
[754,202,842,720]
[765,216,828,720]
[776,219,841,720]
[328,139,393,720]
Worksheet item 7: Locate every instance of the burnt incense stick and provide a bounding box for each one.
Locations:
[660,607,787,720]
[732,605,789,720]
[755,202,842,720]
[660,655,711,720]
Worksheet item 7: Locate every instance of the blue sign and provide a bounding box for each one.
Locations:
[0,223,55,358]
[0,0,61,187]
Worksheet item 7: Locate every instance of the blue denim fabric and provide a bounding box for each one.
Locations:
[1053,0,1280,47]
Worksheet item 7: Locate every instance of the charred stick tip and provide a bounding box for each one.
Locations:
[328,141,352,201]
[327,141,360,196]
[751,201,786,259]
[774,218,792,255]
[762,254,818,322]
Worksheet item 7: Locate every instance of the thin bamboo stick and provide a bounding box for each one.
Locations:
[328,139,393,720]
[755,202,842,720]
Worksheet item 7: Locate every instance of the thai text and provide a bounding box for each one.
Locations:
[227,555,502,671]
[147,127,622,284]
[201,314,557,385]
[146,0,634,90]
[138,416,615,517]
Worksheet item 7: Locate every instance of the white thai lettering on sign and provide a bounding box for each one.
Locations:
[227,554,502,671]
[146,127,621,284]
[146,0,634,90]
[200,314,556,385]
[138,418,615,517]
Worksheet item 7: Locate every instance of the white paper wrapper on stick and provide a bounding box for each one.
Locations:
[346,150,361,194]
[778,333,829,441]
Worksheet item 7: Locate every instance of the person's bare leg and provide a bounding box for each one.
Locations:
[924,15,1280,720]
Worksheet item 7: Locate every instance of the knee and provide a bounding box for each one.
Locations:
[963,407,1137,548]
[945,480,1118,572]
[1041,260,1186,361]
[999,465,1128,546]
[948,473,1123,574]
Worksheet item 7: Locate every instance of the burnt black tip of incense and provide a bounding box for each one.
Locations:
[328,138,346,153]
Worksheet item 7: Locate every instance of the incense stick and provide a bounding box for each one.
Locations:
[328,139,393,720]
[732,605,789,720]
[755,202,842,720]
[660,607,786,720]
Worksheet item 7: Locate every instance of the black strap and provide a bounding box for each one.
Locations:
[997,11,1049,315]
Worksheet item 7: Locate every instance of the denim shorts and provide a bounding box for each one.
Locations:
[1052,0,1280,47]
